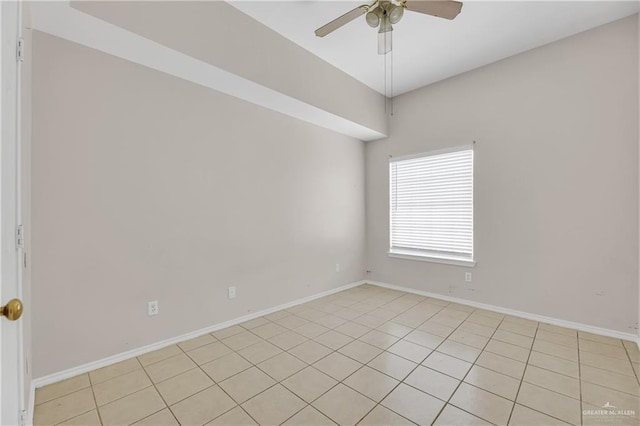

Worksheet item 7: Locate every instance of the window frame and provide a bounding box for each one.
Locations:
[388,145,476,267]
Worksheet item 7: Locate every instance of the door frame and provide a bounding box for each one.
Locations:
[1,1,25,425]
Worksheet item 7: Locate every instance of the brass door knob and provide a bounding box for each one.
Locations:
[1,299,23,321]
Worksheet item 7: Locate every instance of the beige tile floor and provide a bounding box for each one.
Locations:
[34,284,640,426]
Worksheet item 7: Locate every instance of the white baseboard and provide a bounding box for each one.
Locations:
[31,280,366,390]
[367,280,639,343]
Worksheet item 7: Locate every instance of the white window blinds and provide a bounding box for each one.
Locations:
[390,147,474,262]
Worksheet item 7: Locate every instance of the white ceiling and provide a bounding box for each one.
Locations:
[229,1,639,95]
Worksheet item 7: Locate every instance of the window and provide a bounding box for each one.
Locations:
[389,146,474,266]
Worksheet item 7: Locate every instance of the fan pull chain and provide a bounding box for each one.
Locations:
[384,44,388,114]
[390,46,394,116]
[383,33,394,117]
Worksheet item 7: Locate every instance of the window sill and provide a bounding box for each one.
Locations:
[388,250,476,267]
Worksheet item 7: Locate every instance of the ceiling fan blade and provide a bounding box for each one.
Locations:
[404,0,463,20]
[315,5,368,37]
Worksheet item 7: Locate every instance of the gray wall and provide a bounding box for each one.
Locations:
[365,15,639,334]
[31,32,366,378]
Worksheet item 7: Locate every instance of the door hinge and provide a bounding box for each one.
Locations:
[17,37,25,62]
[16,225,24,249]
[19,410,27,426]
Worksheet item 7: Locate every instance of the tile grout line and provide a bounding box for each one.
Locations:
[283,292,417,425]
[429,309,509,425]
[621,341,640,385]
[317,301,434,425]
[575,355,638,378]
[527,344,639,383]
[32,381,93,414]
[143,336,236,425]
[268,291,431,425]
[275,290,414,425]
[48,389,99,426]
[51,408,96,426]
[136,350,181,425]
[83,377,157,423]
[32,379,94,409]
[348,302,453,425]
[85,359,163,426]
[505,320,540,425]
[577,333,584,426]
[177,331,266,426]
[89,359,149,425]
[204,289,412,425]
[348,302,499,424]
[87,368,105,426]
[510,329,595,426]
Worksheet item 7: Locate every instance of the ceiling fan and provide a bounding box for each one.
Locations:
[315,0,463,54]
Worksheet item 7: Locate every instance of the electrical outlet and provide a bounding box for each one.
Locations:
[147,301,159,316]
[336,263,340,272]
[228,286,237,299]
[596,290,605,296]
[465,272,472,282]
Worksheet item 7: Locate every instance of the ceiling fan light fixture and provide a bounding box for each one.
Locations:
[388,4,404,24]
[365,7,383,28]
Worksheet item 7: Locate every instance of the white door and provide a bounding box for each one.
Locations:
[1,1,25,425]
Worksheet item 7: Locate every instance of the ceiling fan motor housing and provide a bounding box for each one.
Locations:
[366,1,404,29]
